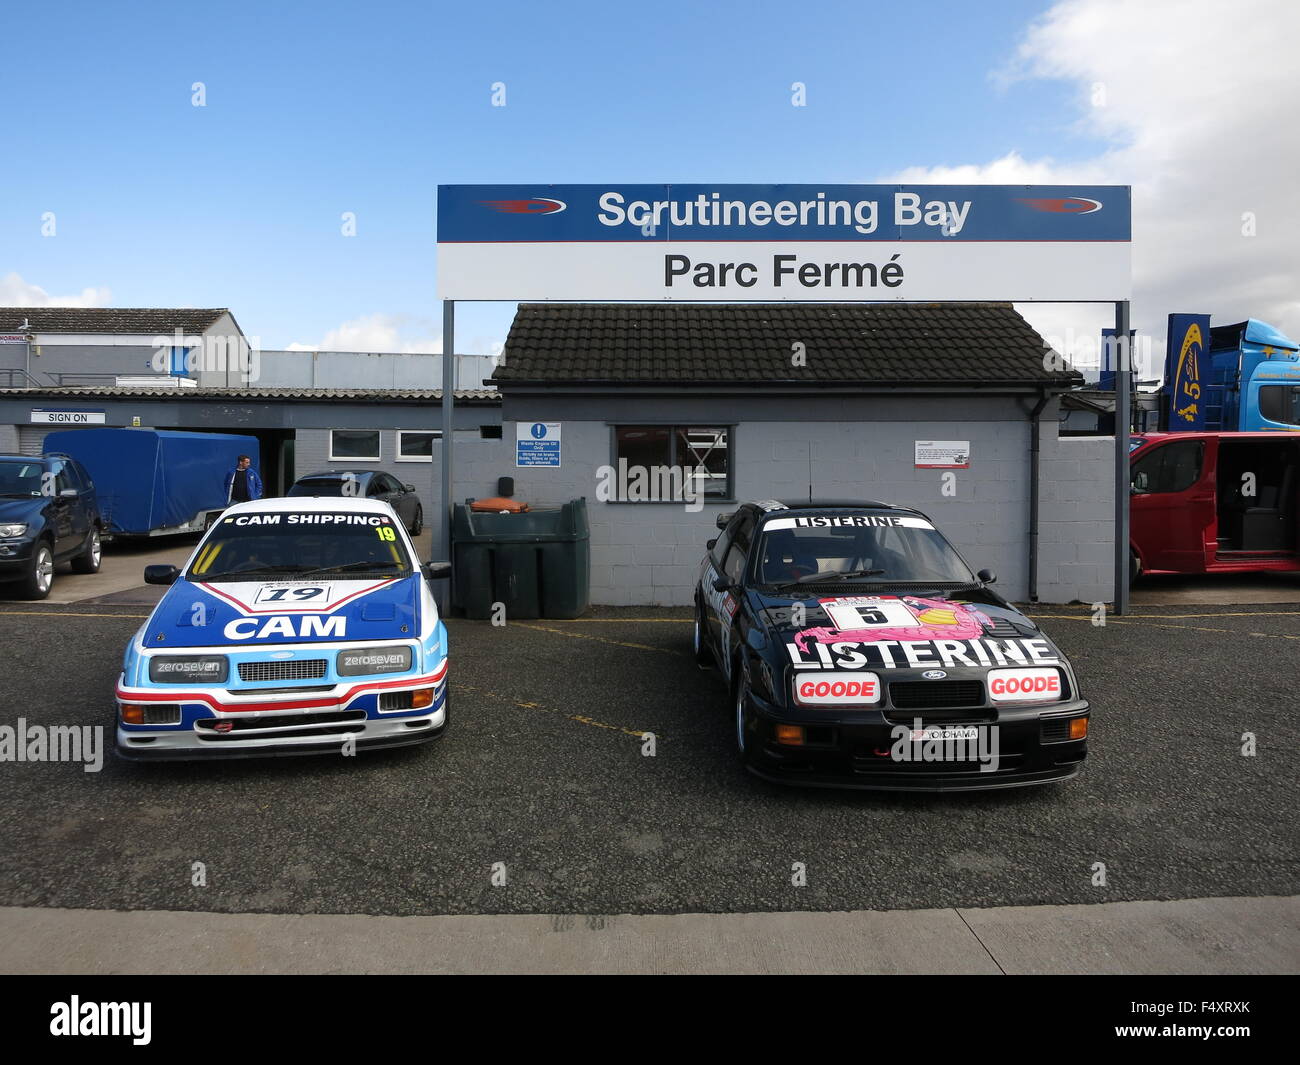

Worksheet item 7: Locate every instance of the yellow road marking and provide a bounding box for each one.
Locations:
[1034,616,1300,640]
[1031,610,1300,620]
[513,621,686,656]
[453,683,650,738]
[452,617,692,624]
[0,610,150,619]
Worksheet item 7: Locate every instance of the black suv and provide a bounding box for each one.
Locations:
[0,453,103,599]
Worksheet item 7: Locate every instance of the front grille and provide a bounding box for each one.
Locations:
[889,680,985,710]
[195,710,365,739]
[379,691,414,712]
[237,659,328,683]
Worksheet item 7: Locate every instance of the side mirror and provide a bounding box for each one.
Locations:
[706,538,717,550]
[423,561,452,580]
[977,568,997,584]
[716,512,733,530]
[712,575,732,593]
[403,484,416,492]
[144,564,180,586]
[59,487,79,498]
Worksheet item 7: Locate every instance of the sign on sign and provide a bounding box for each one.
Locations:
[516,421,561,467]
[0,335,28,345]
[30,409,106,425]
[437,184,1131,302]
[915,441,970,469]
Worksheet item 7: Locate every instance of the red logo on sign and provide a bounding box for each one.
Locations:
[477,198,567,215]
[1016,197,1102,214]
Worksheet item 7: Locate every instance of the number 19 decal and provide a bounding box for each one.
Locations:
[376,526,397,542]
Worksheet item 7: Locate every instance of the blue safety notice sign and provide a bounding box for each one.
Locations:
[516,421,561,467]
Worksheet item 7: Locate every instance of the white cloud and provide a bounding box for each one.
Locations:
[883,0,1300,380]
[286,313,443,354]
[0,272,110,307]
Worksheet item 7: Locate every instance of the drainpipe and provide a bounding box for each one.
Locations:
[1026,389,1050,602]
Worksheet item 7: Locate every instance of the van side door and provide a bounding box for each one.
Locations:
[1130,438,1214,572]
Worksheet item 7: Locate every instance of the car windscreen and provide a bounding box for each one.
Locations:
[0,460,45,497]
[755,513,974,585]
[287,479,350,497]
[187,511,412,580]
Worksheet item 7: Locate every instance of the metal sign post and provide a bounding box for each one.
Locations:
[439,300,455,610]
[1114,299,1131,614]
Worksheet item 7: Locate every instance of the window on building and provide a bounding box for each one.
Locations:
[329,429,382,461]
[611,425,732,501]
[480,425,503,439]
[397,431,440,461]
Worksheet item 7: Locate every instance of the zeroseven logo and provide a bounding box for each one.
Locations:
[477,197,567,215]
[1017,196,1103,214]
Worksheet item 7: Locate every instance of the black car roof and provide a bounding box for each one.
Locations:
[750,500,930,517]
[297,471,374,482]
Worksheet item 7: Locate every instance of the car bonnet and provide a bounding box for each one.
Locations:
[753,589,1064,671]
[144,573,423,648]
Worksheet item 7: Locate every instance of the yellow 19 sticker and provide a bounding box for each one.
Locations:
[376,525,397,542]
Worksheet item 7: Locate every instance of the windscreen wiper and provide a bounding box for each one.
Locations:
[794,568,886,584]
[297,560,406,578]
[199,564,306,579]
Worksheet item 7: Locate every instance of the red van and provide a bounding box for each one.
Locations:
[1129,431,1300,580]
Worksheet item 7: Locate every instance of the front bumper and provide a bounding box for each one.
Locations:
[0,539,37,577]
[741,685,1089,792]
[115,660,448,762]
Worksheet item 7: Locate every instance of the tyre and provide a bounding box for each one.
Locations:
[693,599,713,667]
[21,542,54,600]
[733,661,752,759]
[71,526,102,574]
[410,507,423,536]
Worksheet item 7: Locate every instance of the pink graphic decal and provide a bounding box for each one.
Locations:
[794,596,991,652]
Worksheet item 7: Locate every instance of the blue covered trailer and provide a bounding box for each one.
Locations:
[43,428,260,537]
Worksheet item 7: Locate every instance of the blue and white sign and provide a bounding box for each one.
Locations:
[516,421,561,467]
[437,184,1131,302]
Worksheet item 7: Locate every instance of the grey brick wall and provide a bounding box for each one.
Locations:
[299,401,1117,608]
[497,398,1116,607]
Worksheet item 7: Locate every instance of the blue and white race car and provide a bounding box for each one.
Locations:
[115,496,450,760]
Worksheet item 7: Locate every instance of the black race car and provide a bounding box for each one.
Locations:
[693,500,1089,791]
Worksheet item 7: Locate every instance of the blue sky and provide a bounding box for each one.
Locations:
[8,0,1288,367]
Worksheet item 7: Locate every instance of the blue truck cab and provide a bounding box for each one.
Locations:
[1186,319,1300,432]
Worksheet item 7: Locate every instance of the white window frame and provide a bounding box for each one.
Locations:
[396,430,441,463]
[329,428,382,463]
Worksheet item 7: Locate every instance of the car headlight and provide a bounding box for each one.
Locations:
[148,655,229,683]
[337,645,413,676]
[0,524,28,538]
[988,667,1064,704]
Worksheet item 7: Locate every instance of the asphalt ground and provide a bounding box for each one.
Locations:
[0,601,1296,917]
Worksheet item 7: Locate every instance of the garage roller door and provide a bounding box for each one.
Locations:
[18,426,46,455]
[20,423,99,455]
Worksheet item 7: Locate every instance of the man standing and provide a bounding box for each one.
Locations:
[224,454,263,504]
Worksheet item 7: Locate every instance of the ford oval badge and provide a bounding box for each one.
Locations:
[922,670,947,680]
